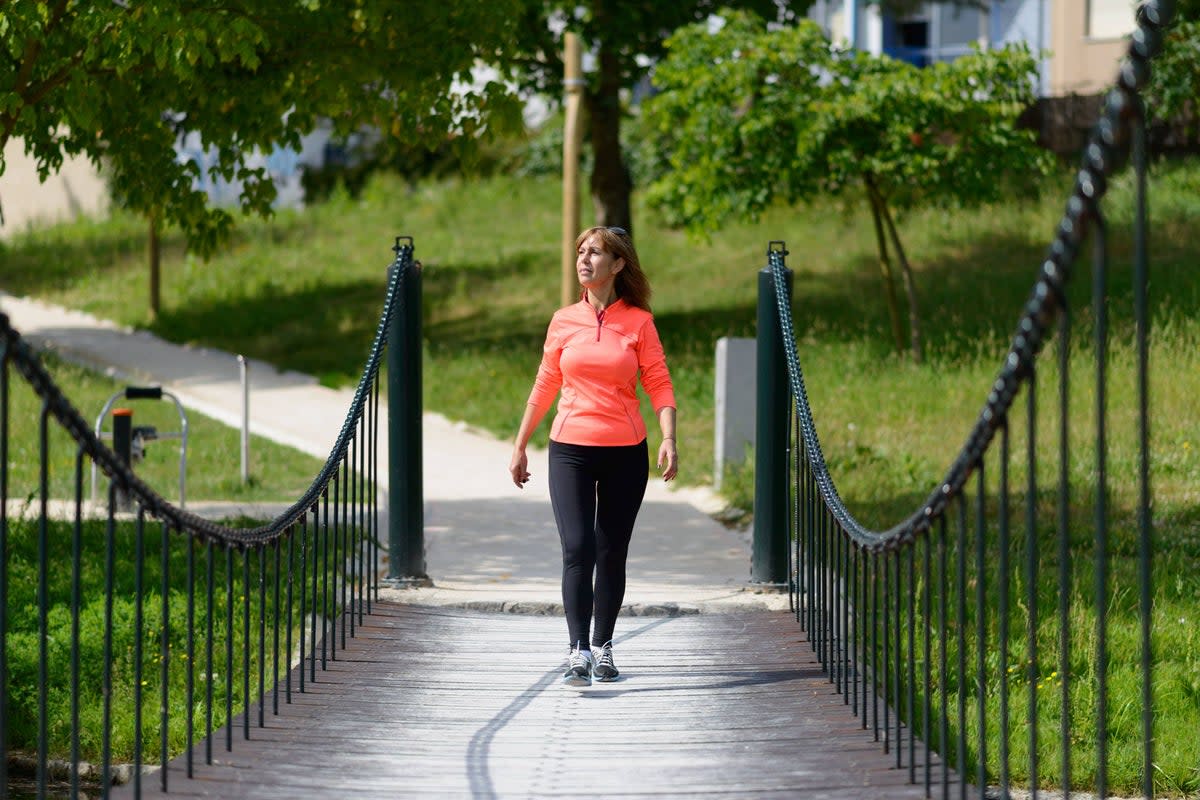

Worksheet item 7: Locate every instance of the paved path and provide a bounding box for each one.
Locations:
[114,604,948,800]
[0,292,784,615]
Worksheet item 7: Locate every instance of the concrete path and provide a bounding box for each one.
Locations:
[0,292,787,618]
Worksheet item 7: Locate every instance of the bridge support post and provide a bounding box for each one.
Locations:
[752,243,791,587]
[386,237,430,587]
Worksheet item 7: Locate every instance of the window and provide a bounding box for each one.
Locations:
[1087,0,1136,38]
[898,20,929,49]
[937,5,982,47]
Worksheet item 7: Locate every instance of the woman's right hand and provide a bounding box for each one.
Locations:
[509,447,531,489]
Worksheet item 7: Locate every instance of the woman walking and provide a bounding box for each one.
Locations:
[509,225,678,688]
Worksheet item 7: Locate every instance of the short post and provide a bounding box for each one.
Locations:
[713,336,756,491]
[752,242,792,586]
[112,407,134,511]
[238,355,249,485]
[386,237,430,586]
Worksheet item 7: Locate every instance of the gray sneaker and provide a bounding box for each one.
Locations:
[592,641,619,682]
[562,643,593,688]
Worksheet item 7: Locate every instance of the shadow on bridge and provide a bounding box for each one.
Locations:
[120,605,955,800]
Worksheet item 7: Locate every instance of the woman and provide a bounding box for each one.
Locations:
[509,225,678,688]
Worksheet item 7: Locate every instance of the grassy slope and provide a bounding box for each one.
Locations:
[3,167,1196,517]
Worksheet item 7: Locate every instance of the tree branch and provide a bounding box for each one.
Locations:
[879,197,924,363]
[864,173,906,354]
[3,0,74,149]
[865,173,923,362]
[18,51,86,111]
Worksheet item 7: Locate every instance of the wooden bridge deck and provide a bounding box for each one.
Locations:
[119,603,954,799]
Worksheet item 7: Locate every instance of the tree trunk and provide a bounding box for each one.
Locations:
[0,130,9,228]
[584,42,632,238]
[879,199,924,363]
[148,211,161,320]
[865,179,905,354]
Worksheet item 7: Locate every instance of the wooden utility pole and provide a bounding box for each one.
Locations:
[148,210,161,320]
[561,32,584,308]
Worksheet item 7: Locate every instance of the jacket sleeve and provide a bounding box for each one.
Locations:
[525,317,563,419]
[637,316,676,412]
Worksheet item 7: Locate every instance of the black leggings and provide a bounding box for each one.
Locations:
[548,439,649,648]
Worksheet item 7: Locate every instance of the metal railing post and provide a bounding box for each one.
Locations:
[752,242,791,585]
[112,407,133,511]
[386,237,430,586]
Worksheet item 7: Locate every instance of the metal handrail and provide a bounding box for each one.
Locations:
[767,2,1175,797]
[1,238,415,798]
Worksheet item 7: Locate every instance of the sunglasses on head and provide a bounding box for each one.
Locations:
[606,226,629,237]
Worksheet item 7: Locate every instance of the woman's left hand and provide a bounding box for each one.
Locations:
[657,438,678,482]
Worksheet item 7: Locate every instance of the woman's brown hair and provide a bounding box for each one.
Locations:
[575,226,652,312]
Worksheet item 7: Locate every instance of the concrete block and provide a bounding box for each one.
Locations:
[714,336,756,491]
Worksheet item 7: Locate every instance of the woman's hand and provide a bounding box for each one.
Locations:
[509,447,531,489]
[657,438,678,482]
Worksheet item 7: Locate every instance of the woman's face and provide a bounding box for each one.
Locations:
[576,233,624,291]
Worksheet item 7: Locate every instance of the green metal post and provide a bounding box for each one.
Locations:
[387,238,429,585]
[752,243,791,585]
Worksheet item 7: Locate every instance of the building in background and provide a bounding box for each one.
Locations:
[1,125,341,240]
[807,0,1136,151]
[1,137,109,239]
[809,0,1134,96]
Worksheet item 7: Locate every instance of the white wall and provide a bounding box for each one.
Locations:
[0,138,109,239]
[990,0,1051,95]
[1,124,337,240]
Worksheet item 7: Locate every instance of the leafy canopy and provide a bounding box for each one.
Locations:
[1,0,525,254]
[506,0,791,96]
[641,10,1053,234]
[1146,16,1200,134]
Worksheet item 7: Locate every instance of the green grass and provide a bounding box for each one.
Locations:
[888,457,1200,797]
[3,165,1197,500]
[1,159,1198,793]
[3,352,326,504]
[3,514,349,767]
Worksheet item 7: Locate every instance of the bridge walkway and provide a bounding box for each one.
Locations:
[117,603,949,799]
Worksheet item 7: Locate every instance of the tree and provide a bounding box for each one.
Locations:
[505,0,797,239]
[1,0,525,314]
[1146,7,1200,146]
[503,0,991,240]
[641,10,1053,360]
[1176,0,1200,20]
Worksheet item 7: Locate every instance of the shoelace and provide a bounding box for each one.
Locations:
[568,647,590,672]
[595,644,615,671]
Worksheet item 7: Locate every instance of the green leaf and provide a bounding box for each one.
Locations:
[0,0,525,254]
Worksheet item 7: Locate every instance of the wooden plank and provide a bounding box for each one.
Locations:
[117,604,960,799]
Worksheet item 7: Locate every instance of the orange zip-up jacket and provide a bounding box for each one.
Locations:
[526,298,675,447]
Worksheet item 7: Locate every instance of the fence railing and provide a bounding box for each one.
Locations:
[763,2,1178,798]
[1,238,418,799]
